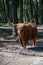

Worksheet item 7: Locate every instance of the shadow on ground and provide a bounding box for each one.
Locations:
[27,47,43,52]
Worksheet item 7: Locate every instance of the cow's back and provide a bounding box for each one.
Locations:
[20,23,37,41]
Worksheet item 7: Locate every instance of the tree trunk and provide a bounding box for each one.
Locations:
[29,0,33,19]
[34,0,38,24]
[19,0,23,23]
[2,0,8,23]
[13,0,18,24]
[6,0,9,20]
[26,0,29,22]
[41,0,43,24]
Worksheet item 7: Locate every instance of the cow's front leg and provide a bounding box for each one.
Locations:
[19,37,24,47]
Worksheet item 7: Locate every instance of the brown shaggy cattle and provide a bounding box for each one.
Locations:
[14,23,38,48]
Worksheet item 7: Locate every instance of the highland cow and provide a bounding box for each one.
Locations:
[14,23,38,49]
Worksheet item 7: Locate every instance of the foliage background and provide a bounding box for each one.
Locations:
[0,0,43,25]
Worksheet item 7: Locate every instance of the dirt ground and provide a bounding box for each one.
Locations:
[0,39,43,65]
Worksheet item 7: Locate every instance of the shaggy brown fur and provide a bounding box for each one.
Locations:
[14,23,38,48]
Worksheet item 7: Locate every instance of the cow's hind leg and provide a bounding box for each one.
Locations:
[23,42,26,49]
[23,40,28,49]
[32,39,36,47]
